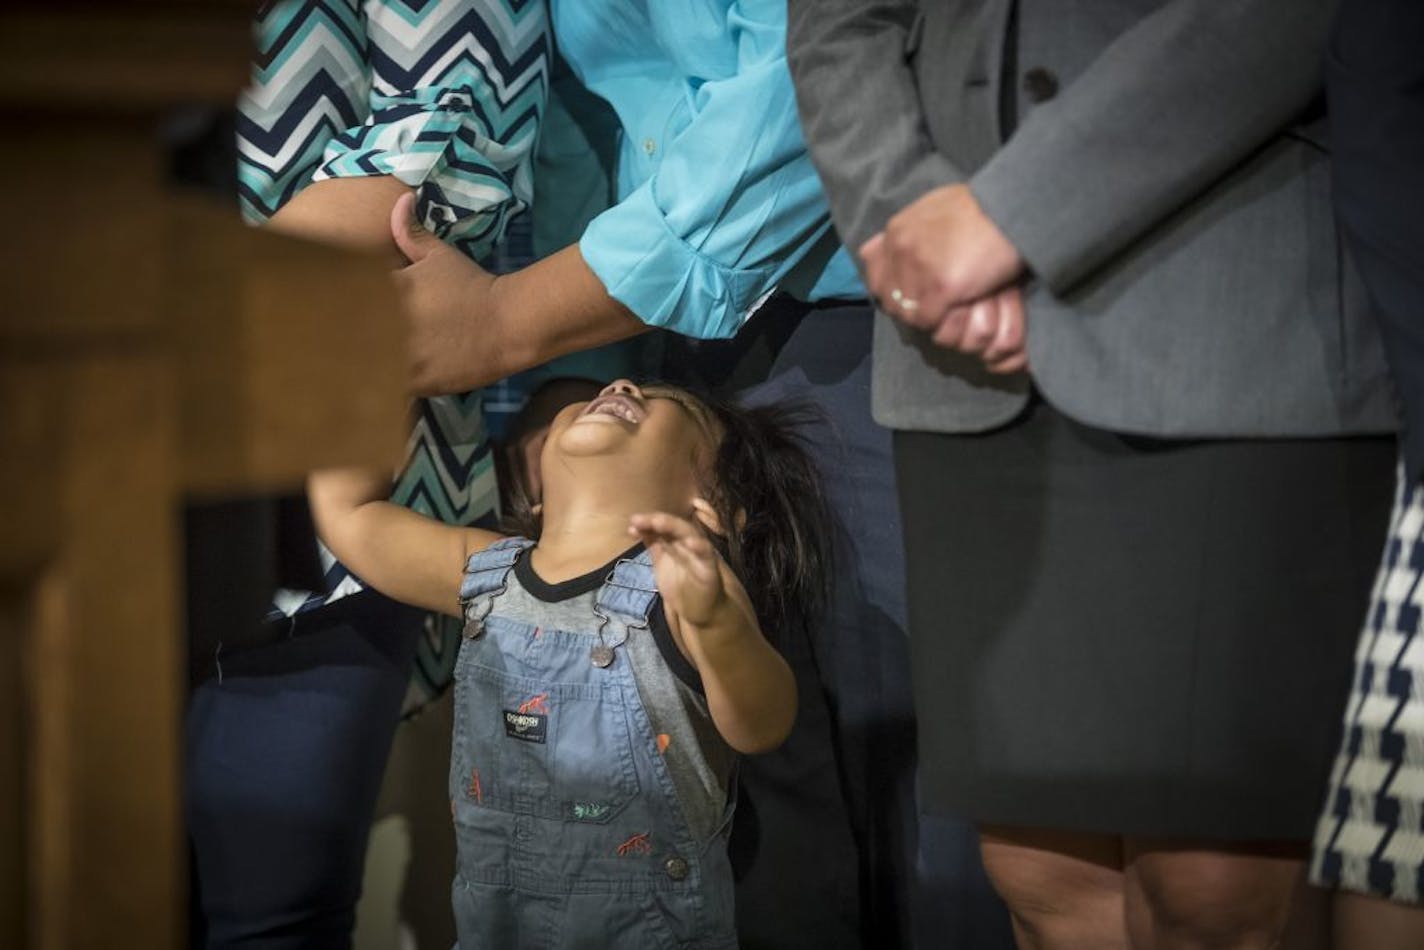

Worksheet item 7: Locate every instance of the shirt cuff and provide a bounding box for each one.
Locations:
[580,184,775,340]
[968,126,1097,294]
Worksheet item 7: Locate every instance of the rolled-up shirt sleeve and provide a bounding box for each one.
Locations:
[238,0,548,259]
[579,0,841,339]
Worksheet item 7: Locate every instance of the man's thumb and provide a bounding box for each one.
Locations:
[390,192,433,264]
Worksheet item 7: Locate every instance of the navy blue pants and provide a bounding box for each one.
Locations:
[187,593,421,949]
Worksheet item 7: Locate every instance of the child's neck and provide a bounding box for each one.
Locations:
[530,495,664,584]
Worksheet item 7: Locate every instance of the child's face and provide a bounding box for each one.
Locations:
[543,380,718,502]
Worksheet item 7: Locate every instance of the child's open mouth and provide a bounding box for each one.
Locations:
[580,393,646,425]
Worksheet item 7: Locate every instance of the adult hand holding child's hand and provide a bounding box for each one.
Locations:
[389,192,648,397]
[389,192,502,396]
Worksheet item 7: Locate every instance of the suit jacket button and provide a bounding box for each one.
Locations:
[1023,68,1060,103]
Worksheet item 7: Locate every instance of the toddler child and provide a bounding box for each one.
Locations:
[309,379,830,948]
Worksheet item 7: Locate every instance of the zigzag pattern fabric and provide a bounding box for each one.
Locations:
[239,0,549,256]
[1313,465,1424,903]
[238,0,549,619]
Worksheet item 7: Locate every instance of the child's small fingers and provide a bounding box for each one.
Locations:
[677,533,714,559]
[628,515,660,540]
[629,526,666,551]
[630,511,698,541]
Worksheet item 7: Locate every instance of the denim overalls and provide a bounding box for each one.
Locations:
[450,538,738,949]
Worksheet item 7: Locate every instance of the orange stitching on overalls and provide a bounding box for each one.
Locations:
[467,767,483,804]
[517,693,550,715]
[615,832,652,857]
[656,733,671,755]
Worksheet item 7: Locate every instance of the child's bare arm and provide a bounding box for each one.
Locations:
[308,467,504,617]
[629,511,796,754]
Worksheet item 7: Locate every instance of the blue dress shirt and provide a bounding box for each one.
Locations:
[552,0,864,339]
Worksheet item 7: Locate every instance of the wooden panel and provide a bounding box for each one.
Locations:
[0,11,412,950]
[0,354,182,950]
[0,6,252,111]
[0,124,165,343]
[168,198,409,496]
[1,215,408,948]
[0,363,63,950]
[30,354,181,950]
[0,590,26,950]
[0,365,59,579]
[27,567,75,950]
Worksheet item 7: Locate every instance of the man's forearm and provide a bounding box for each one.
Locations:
[454,245,648,392]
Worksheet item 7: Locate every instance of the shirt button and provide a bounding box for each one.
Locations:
[642,137,657,157]
[1022,67,1060,103]
[664,856,689,881]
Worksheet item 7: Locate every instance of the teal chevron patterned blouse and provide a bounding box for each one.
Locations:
[552,0,864,339]
[237,0,549,633]
[239,0,547,255]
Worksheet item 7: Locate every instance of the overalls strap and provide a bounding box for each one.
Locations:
[587,550,659,668]
[593,549,659,626]
[459,537,534,636]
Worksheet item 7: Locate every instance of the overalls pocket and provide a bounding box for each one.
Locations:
[452,624,642,824]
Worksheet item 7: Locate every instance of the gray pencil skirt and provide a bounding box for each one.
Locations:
[896,397,1395,840]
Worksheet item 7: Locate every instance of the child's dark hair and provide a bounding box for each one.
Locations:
[697,397,833,642]
[497,381,834,642]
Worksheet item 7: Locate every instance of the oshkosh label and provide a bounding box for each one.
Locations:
[503,710,547,743]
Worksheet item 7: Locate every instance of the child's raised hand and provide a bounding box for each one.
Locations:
[628,509,727,626]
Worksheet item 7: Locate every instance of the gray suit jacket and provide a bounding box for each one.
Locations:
[787,0,1398,437]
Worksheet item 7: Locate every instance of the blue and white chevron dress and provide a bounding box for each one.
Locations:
[1314,465,1424,903]
[237,0,550,702]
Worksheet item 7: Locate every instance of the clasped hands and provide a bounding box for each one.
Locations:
[859,183,1028,374]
